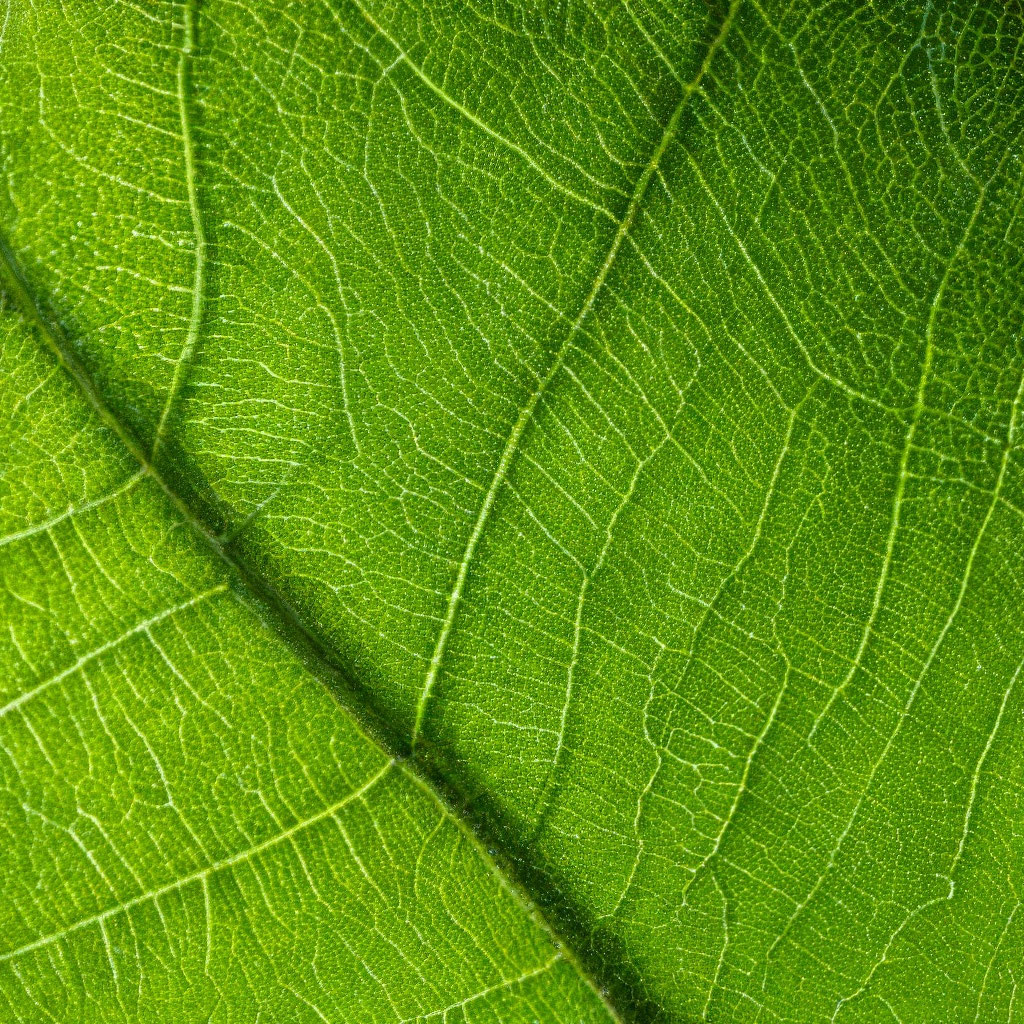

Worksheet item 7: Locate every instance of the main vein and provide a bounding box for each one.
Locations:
[0,228,624,1024]
[0,4,743,1019]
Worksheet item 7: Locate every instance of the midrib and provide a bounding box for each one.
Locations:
[0,2,740,1020]
[0,227,624,1024]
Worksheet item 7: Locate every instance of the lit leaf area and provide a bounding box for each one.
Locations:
[1,1,1022,1021]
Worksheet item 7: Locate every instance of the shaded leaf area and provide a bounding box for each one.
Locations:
[0,305,614,1021]
[2,0,1024,1021]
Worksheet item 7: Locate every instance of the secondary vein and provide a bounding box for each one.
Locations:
[153,0,207,460]
[0,224,624,1024]
[409,0,741,748]
[0,6,743,1018]
[0,762,395,965]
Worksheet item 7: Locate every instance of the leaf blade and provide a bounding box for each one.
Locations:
[3,0,1024,1020]
[0,299,616,1022]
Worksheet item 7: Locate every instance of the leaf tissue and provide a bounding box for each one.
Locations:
[1,0,1022,1021]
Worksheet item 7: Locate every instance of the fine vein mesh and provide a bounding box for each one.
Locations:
[0,293,616,1022]
[2,0,1023,1021]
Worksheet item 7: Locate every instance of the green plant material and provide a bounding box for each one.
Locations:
[1,1,1023,1021]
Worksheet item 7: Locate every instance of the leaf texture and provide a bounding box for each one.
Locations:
[0,297,616,1021]
[2,0,1024,1021]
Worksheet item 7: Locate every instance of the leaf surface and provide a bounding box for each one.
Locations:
[2,1,1023,1021]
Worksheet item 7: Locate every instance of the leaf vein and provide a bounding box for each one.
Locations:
[152,0,207,461]
[409,0,741,747]
[0,763,395,966]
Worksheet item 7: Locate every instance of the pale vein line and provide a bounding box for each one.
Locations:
[400,953,561,1023]
[949,654,1023,881]
[153,0,206,459]
[830,891,943,1021]
[0,585,226,719]
[671,391,804,696]
[548,439,665,795]
[0,762,394,965]
[271,177,360,453]
[974,903,1019,1023]
[809,172,991,739]
[0,471,144,549]
[702,869,729,1022]
[835,656,1024,1014]
[768,364,1024,963]
[688,661,790,884]
[610,393,802,917]
[0,0,11,52]
[681,152,900,417]
[348,0,622,223]
[409,0,740,746]
[807,366,929,739]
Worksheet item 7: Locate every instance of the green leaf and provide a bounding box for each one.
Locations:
[0,302,617,1022]
[1,1,1022,1021]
